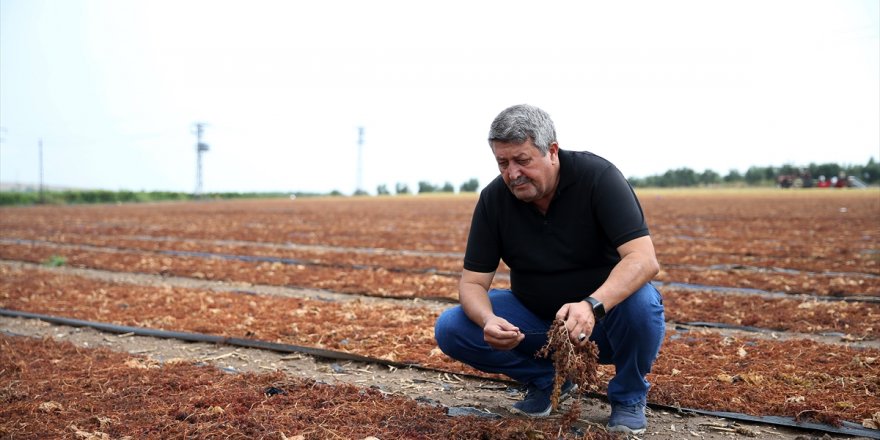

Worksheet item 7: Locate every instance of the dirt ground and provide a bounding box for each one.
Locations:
[2,193,877,439]
[2,262,873,440]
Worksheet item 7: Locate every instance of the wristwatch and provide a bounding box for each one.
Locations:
[583,296,606,321]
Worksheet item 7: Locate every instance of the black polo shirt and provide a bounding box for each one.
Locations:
[463,149,650,319]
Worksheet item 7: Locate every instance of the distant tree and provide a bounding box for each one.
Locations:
[626,157,878,188]
[418,181,437,194]
[459,178,479,192]
[441,182,455,193]
[813,163,841,181]
[744,166,767,185]
[376,184,390,195]
[628,176,645,187]
[395,183,410,195]
[698,169,721,185]
[778,164,798,177]
[353,189,369,196]
[723,169,742,183]
[329,190,344,196]
[659,168,698,187]
[860,157,879,184]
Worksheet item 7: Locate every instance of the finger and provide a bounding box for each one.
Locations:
[493,318,520,332]
[509,332,525,348]
[565,317,579,334]
[569,319,586,341]
[487,333,522,350]
[498,323,521,333]
[570,329,582,344]
[500,330,521,340]
[555,304,571,321]
[488,328,519,341]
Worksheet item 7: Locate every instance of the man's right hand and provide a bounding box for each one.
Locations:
[483,315,525,350]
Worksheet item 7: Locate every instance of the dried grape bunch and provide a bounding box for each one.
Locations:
[536,318,600,412]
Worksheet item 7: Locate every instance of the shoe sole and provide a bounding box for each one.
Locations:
[509,406,552,418]
[607,425,646,435]
[509,384,579,418]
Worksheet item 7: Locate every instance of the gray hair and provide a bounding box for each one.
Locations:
[488,104,557,155]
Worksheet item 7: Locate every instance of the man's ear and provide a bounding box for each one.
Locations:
[548,142,560,161]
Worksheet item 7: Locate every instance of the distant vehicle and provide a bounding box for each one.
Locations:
[848,175,868,188]
[776,169,813,188]
[780,171,866,189]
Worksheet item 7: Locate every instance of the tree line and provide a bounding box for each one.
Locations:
[2,159,877,206]
[0,179,483,206]
[368,178,480,196]
[628,158,878,188]
[0,190,294,206]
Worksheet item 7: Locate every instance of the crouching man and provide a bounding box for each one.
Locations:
[434,104,665,434]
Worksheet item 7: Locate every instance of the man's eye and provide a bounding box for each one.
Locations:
[517,159,531,166]
[498,162,508,169]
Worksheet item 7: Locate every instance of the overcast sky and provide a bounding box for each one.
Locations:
[1,0,878,194]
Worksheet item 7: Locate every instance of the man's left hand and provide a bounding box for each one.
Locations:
[556,301,596,346]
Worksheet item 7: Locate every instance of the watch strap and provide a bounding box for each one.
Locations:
[583,296,606,321]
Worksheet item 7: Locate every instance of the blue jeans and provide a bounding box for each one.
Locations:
[434,283,665,405]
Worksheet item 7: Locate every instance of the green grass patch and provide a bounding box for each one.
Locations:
[42,255,67,267]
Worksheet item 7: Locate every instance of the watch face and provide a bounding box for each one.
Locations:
[587,297,605,320]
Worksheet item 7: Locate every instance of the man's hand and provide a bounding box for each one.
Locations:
[483,315,525,350]
[459,269,521,350]
[556,301,596,346]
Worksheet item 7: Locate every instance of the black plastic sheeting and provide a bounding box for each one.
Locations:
[2,308,877,439]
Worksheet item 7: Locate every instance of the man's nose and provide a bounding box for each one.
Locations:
[506,163,522,179]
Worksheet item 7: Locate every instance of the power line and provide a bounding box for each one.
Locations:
[356,127,364,195]
[192,123,210,198]
[39,138,44,204]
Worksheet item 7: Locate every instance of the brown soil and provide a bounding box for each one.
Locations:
[1,191,879,439]
[661,286,878,338]
[1,192,877,297]
[4,310,827,440]
[3,239,878,338]
[2,263,877,426]
[1,334,622,440]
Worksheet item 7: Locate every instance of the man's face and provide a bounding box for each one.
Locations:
[492,139,559,204]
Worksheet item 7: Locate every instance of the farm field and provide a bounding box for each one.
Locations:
[1,189,879,439]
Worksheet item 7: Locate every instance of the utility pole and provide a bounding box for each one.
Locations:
[192,122,209,198]
[39,138,44,204]
[356,126,364,195]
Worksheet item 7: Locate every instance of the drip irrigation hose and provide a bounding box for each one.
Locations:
[662,262,880,281]
[0,308,486,380]
[672,322,877,342]
[2,308,877,439]
[117,234,465,259]
[1,238,462,278]
[655,281,880,304]
[647,406,879,439]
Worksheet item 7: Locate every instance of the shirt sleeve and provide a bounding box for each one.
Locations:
[592,164,650,247]
[463,193,502,273]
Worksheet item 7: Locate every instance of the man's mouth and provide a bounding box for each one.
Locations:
[510,177,530,187]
